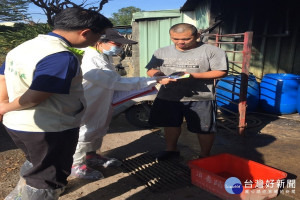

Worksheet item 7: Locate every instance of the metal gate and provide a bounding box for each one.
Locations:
[203,32,253,135]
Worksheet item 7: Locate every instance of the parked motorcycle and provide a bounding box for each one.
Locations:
[112,86,158,128]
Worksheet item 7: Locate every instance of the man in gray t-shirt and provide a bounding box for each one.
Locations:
[146,23,228,161]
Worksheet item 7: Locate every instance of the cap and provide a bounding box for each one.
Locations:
[100,28,138,44]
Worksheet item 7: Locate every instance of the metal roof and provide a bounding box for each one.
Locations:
[132,9,182,21]
[180,0,201,12]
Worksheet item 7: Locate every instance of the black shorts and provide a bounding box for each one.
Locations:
[149,98,217,134]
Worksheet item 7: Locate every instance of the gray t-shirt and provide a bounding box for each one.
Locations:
[145,42,228,101]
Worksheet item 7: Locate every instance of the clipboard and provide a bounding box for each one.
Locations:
[161,73,190,79]
[112,86,157,106]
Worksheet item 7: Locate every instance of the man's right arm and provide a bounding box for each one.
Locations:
[146,53,165,77]
[0,74,8,121]
[0,51,78,117]
[0,89,52,116]
[0,73,52,118]
[147,68,165,77]
[0,75,8,103]
[0,62,8,121]
[146,55,176,85]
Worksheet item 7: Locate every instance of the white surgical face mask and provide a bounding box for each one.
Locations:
[103,45,122,56]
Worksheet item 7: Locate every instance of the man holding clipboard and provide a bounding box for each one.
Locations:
[146,23,228,161]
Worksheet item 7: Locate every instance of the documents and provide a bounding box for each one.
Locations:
[162,73,190,79]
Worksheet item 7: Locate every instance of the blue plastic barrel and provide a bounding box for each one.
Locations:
[260,73,300,114]
[297,86,300,114]
[216,75,260,114]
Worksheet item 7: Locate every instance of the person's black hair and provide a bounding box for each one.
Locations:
[99,38,109,43]
[169,23,198,36]
[53,7,113,33]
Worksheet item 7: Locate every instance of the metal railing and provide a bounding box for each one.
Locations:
[204,32,253,135]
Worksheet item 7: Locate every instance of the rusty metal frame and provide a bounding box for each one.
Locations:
[204,32,253,135]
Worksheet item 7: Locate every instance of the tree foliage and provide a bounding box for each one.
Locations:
[109,6,142,26]
[29,0,109,26]
[0,0,111,63]
[0,23,52,63]
[0,0,30,22]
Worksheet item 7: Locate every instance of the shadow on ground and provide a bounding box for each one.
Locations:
[1,112,299,200]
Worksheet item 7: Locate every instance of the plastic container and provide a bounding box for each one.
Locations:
[216,75,260,114]
[188,153,287,200]
[297,86,300,114]
[260,73,300,114]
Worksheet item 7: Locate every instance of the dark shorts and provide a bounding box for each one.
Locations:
[149,98,217,134]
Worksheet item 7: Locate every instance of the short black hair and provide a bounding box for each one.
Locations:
[53,7,113,33]
[98,38,109,43]
[169,23,198,36]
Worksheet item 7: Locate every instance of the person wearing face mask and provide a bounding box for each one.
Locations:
[71,28,175,179]
[102,41,123,56]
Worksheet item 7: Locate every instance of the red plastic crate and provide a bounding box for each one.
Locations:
[188,153,287,200]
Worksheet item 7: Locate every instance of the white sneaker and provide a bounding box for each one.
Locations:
[86,154,122,168]
[71,163,104,180]
[4,177,25,200]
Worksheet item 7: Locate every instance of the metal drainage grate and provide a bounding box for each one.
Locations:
[122,154,191,192]
[217,114,262,129]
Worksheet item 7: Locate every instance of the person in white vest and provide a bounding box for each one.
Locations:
[71,28,176,180]
[0,7,113,200]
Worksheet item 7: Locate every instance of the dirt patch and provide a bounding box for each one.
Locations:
[0,113,299,200]
[0,117,219,200]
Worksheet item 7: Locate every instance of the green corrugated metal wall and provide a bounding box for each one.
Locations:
[132,7,211,77]
[132,0,300,79]
[133,10,184,77]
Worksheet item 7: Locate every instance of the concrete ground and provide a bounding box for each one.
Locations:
[61,111,299,200]
[178,111,300,200]
[0,111,299,200]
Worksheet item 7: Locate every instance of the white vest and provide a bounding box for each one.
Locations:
[3,34,85,132]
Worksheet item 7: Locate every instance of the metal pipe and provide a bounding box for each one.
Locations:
[208,41,244,44]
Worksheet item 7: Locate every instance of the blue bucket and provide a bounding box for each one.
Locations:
[216,75,260,114]
[260,73,300,114]
[297,86,300,114]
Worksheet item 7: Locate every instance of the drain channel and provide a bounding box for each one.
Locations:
[122,154,191,192]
